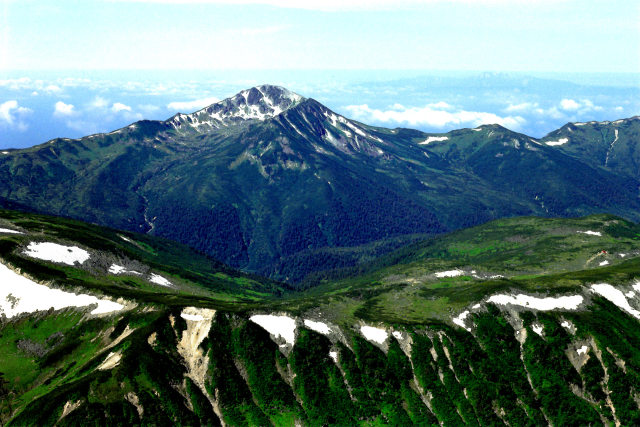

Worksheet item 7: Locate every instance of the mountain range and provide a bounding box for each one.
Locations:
[1,84,639,285]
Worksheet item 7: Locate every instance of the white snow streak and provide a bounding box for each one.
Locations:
[149,273,172,287]
[0,228,22,234]
[545,137,568,146]
[487,293,584,311]
[577,230,602,236]
[0,263,123,318]
[419,136,449,145]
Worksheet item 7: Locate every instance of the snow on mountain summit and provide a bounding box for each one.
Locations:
[169,85,305,131]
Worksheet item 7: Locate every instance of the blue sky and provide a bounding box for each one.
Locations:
[0,0,638,148]
[2,0,638,72]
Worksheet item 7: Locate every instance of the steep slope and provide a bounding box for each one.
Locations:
[1,210,640,425]
[541,116,640,178]
[0,85,639,283]
[0,209,288,304]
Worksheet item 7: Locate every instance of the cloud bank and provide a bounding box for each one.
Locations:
[344,103,526,130]
[167,97,220,112]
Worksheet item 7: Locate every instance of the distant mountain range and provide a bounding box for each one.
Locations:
[0,84,638,283]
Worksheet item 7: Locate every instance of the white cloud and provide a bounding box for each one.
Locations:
[112,102,132,113]
[90,96,109,109]
[344,103,526,130]
[427,101,454,110]
[167,96,220,112]
[44,84,62,93]
[560,98,580,111]
[53,101,75,117]
[0,100,32,131]
[504,102,539,113]
[615,106,624,112]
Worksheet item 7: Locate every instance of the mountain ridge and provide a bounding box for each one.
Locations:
[1,85,639,283]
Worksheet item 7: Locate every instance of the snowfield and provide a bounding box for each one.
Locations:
[590,284,640,319]
[360,325,388,344]
[303,319,331,335]
[149,273,172,287]
[0,263,123,318]
[250,314,297,345]
[487,293,584,311]
[435,269,464,278]
[23,242,90,265]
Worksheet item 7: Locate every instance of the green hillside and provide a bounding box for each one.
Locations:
[1,209,639,425]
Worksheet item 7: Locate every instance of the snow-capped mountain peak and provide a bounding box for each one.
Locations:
[168,85,305,131]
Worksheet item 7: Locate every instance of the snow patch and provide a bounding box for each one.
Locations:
[487,293,584,311]
[108,264,141,276]
[149,273,172,287]
[250,314,296,345]
[626,291,636,298]
[329,351,338,363]
[599,260,609,266]
[545,137,568,146]
[23,242,90,265]
[0,263,124,318]
[452,310,471,331]
[577,345,589,356]
[303,319,331,335]
[109,264,126,274]
[532,323,544,336]
[435,269,464,278]
[419,136,448,145]
[577,230,602,236]
[590,283,640,319]
[0,228,22,234]
[360,325,388,344]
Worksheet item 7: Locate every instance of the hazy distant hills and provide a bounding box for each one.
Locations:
[0,84,638,283]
